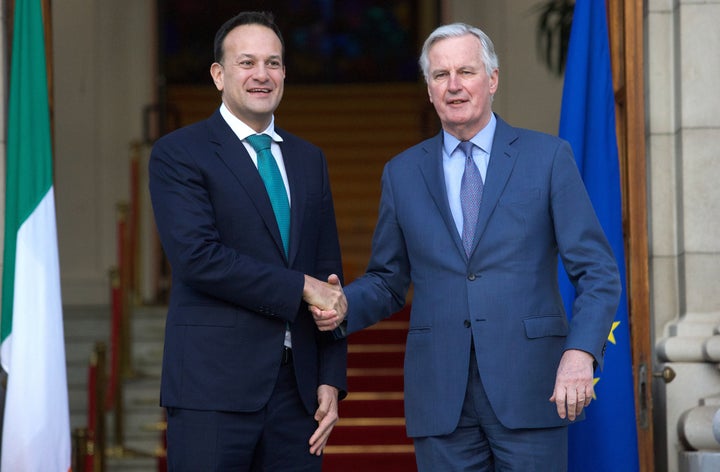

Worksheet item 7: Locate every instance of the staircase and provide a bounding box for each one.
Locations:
[324,307,416,471]
[65,304,166,471]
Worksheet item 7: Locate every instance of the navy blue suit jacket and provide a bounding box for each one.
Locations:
[149,109,347,415]
[344,115,620,436]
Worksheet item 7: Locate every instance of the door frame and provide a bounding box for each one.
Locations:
[607,1,653,471]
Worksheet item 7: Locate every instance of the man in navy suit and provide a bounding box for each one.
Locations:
[315,22,621,471]
[149,11,347,471]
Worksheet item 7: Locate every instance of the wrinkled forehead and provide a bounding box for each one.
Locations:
[428,34,484,66]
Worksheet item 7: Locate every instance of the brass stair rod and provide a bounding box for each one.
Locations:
[108,203,152,458]
[128,141,142,303]
[71,427,88,471]
[116,202,135,379]
[92,342,107,472]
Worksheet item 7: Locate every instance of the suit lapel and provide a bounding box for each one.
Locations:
[278,132,305,267]
[470,116,519,255]
[418,133,467,258]
[208,111,288,261]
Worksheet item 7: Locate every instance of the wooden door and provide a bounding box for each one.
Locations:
[607,1,654,471]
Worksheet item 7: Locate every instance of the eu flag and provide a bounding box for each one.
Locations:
[558,0,640,470]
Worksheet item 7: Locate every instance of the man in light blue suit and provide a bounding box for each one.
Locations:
[315,22,620,471]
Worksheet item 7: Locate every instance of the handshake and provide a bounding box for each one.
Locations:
[303,274,347,331]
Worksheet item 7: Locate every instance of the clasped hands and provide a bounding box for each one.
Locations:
[303,274,347,331]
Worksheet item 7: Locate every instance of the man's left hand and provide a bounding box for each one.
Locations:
[309,384,339,456]
[549,349,595,421]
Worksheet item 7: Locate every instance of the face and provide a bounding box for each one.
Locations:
[426,34,499,141]
[210,24,285,132]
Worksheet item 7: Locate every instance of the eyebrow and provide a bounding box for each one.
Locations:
[235,53,282,61]
[431,65,477,74]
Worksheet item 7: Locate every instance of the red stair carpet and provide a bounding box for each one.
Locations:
[323,307,417,472]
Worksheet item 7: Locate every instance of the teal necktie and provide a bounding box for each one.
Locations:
[246,134,290,256]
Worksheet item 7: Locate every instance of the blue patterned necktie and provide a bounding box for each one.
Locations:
[459,141,483,256]
[246,134,290,256]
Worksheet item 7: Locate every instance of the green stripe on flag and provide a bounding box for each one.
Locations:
[1,2,71,469]
[1,0,53,343]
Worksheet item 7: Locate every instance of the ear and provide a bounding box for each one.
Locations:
[427,85,434,104]
[210,62,224,92]
[489,68,499,94]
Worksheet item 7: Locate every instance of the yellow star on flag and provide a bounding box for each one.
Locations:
[591,377,600,400]
[607,321,621,345]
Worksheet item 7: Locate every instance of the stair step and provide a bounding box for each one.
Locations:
[340,391,404,418]
[348,322,408,344]
[347,368,404,391]
[330,418,411,446]
[323,448,417,472]
[340,398,404,418]
[104,445,161,472]
[348,346,404,368]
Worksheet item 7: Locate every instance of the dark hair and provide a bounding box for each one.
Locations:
[213,11,285,63]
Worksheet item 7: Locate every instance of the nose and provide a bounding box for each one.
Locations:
[447,72,462,92]
[253,64,269,80]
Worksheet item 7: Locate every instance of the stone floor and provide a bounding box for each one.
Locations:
[65,304,167,471]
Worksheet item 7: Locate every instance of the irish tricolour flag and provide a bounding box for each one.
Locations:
[1,0,71,470]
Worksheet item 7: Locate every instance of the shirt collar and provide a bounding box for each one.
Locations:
[219,103,284,143]
[442,113,497,157]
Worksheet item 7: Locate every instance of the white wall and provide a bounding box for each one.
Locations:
[52,0,155,304]
[648,0,720,470]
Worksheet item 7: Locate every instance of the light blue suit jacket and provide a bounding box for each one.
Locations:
[344,115,620,437]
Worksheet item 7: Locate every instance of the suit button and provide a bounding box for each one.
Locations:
[467,274,476,281]
[464,320,471,328]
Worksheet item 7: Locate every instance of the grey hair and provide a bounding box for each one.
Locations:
[419,23,499,82]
